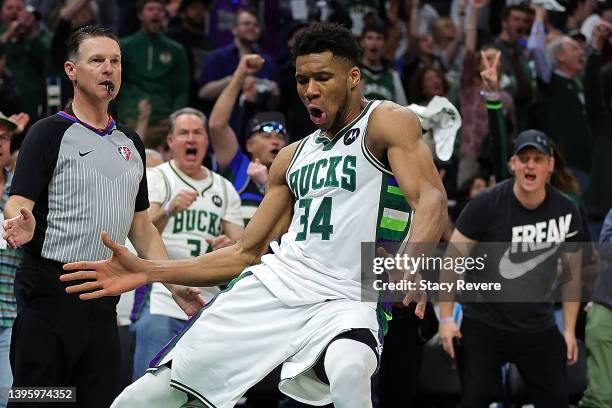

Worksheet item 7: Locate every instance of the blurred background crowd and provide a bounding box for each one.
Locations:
[1,0,612,406]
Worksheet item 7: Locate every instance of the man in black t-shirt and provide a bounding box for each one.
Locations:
[438,130,584,408]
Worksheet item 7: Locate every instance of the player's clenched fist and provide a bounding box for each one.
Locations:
[166,190,198,216]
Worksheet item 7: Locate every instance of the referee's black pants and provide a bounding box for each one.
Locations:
[9,255,121,408]
[457,316,568,408]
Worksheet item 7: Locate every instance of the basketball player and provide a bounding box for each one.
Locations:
[61,22,448,408]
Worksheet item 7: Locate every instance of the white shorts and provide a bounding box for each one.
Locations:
[147,269,382,407]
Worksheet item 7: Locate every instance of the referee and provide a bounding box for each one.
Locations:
[2,26,200,408]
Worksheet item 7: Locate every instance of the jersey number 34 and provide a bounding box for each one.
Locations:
[296,197,333,241]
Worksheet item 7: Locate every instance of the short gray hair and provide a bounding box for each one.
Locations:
[546,36,569,70]
[168,107,207,134]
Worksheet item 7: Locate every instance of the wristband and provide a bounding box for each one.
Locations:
[480,90,501,101]
[439,317,455,325]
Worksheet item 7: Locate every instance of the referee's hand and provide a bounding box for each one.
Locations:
[3,207,35,248]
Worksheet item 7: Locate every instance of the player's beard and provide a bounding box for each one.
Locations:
[328,86,350,135]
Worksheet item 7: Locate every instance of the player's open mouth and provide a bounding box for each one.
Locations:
[185,148,198,158]
[308,106,327,125]
[525,174,536,182]
[270,148,280,156]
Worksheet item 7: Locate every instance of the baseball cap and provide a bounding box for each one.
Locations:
[0,112,17,132]
[512,129,552,156]
[246,111,287,139]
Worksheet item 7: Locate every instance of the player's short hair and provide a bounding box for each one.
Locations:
[65,25,120,62]
[168,107,207,134]
[292,22,361,66]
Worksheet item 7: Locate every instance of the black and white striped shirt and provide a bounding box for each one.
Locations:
[10,108,149,263]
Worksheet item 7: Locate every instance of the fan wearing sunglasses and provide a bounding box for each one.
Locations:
[209,54,288,225]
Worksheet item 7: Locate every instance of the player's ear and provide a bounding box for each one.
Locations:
[348,66,360,90]
[65,60,77,82]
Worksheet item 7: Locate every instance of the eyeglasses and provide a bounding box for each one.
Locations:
[249,121,286,136]
[0,134,11,143]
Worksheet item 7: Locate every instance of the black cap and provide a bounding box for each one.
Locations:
[246,111,287,139]
[513,129,553,156]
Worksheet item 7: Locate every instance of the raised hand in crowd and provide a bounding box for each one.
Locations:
[591,20,612,51]
[165,190,198,217]
[480,49,502,93]
[242,76,258,103]
[237,54,265,77]
[135,99,152,140]
[465,0,490,53]
[8,112,30,135]
[247,158,268,188]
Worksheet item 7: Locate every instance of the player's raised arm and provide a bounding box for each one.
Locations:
[368,101,448,243]
[61,143,298,299]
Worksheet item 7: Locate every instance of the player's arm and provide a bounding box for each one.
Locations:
[129,209,208,315]
[60,143,298,298]
[368,102,448,317]
[368,102,448,244]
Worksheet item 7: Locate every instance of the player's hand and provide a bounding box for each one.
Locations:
[206,235,234,251]
[170,285,206,317]
[480,49,501,93]
[61,231,149,299]
[236,54,265,77]
[439,319,462,359]
[247,158,268,187]
[376,247,427,319]
[3,207,35,248]
[564,329,579,366]
[168,190,198,216]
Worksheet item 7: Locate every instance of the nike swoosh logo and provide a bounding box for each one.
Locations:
[79,150,94,157]
[498,246,559,279]
[565,230,578,239]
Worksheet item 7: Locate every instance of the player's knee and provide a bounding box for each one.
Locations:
[324,340,376,388]
[111,373,173,408]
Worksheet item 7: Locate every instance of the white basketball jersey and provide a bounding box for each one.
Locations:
[148,161,243,319]
[253,100,414,306]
